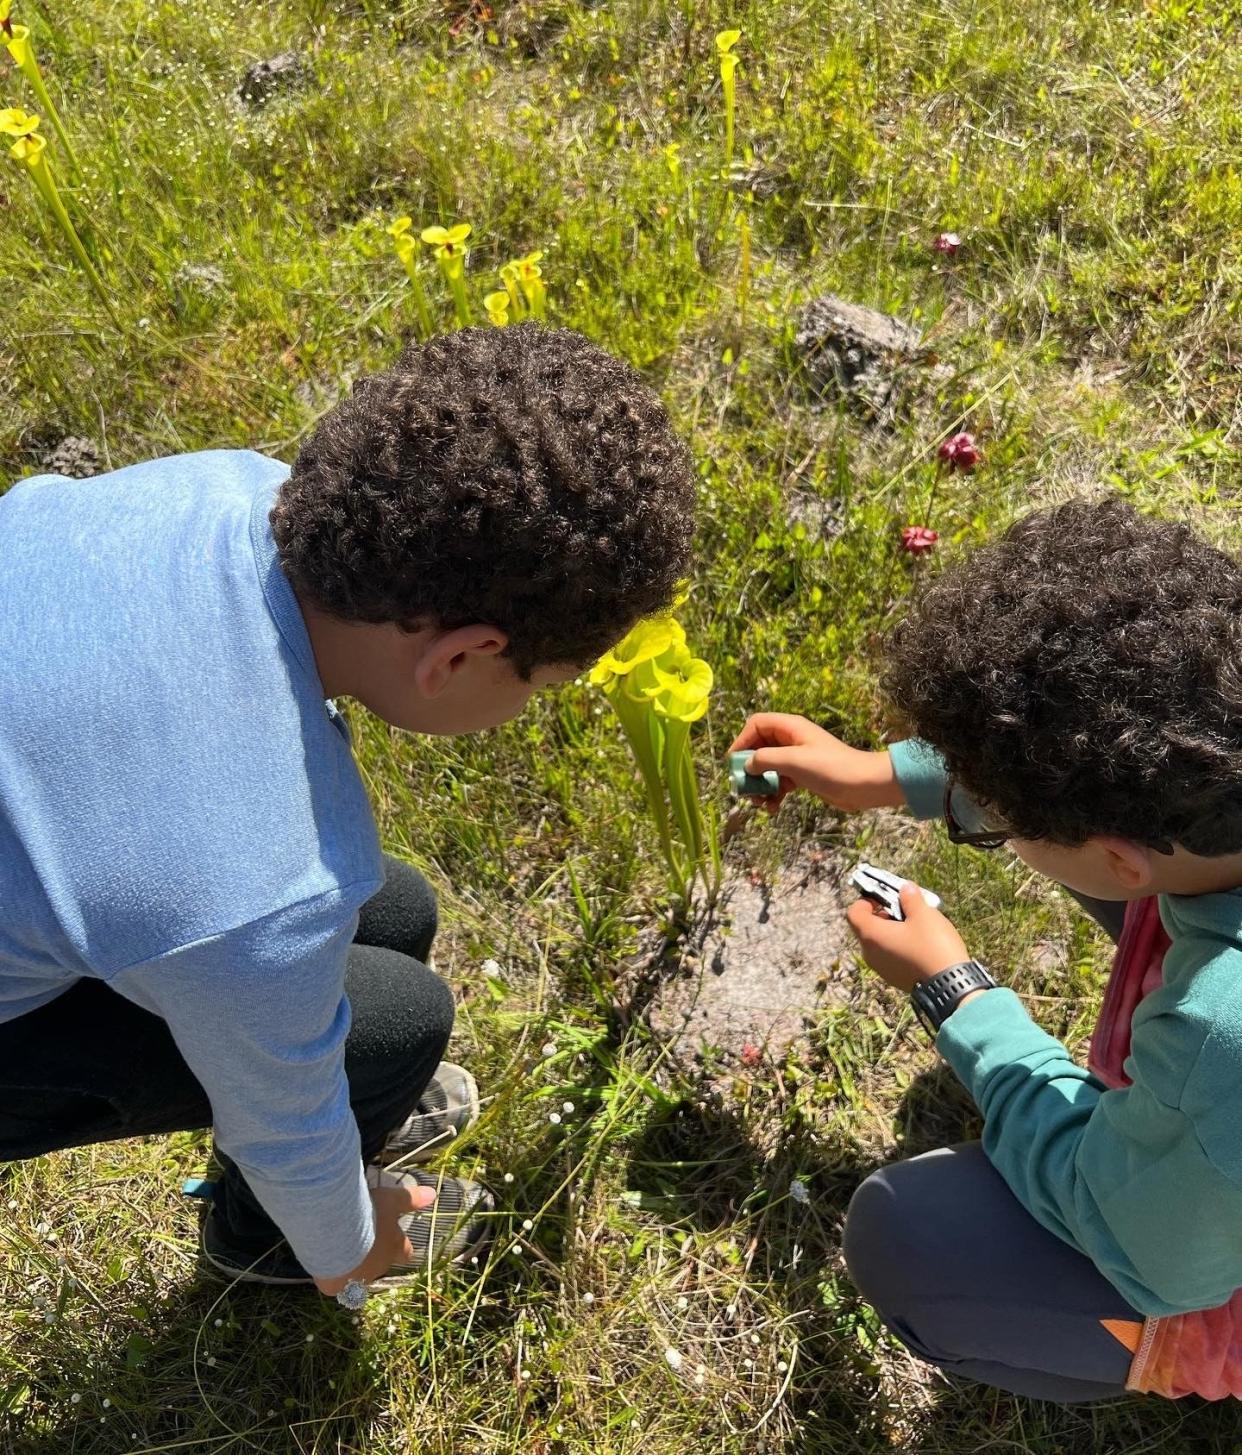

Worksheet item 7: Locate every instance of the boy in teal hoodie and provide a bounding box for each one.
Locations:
[733,498,1242,1402]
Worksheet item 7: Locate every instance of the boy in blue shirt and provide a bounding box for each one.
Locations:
[0,323,694,1305]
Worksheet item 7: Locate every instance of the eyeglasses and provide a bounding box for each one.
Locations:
[943,781,1010,851]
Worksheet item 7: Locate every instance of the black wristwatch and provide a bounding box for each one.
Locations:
[910,960,997,1037]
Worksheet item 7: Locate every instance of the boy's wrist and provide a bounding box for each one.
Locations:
[866,750,909,809]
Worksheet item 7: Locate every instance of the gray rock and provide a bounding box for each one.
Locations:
[237,52,307,107]
[41,436,101,479]
[794,294,929,420]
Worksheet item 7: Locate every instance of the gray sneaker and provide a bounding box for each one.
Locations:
[368,1165,495,1277]
[381,1061,480,1165]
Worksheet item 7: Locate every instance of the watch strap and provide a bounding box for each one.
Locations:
[910,960,997,1035]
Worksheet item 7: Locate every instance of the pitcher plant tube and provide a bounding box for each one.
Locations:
[590,616,720,909]
[2,109,118,325]
[716,29,742,170]
[421,222,472,327]
[1,2,80,179]
[387,216,433,337]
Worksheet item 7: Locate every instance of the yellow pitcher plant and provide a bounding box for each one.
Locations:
[387,216,433,337]
[421,222,472,327]
[512,250,546,321]
[499,260,526,319]
[591,615,720,906]
[1,1,80,178]
[483,289,510,326]
[2,108,118,325]
[716,28,742,170]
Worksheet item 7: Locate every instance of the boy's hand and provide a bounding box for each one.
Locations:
[313,1179,438,1297]
[729,714,906,813]
[847,883,971,994]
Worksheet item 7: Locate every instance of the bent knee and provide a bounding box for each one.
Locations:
[843,1164,916,1314]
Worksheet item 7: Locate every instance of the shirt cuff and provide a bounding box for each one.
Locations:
[935,987,1050,1093]
[887,738,948,821]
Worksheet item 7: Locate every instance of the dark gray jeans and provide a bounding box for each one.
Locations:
[843,890,1144,1403]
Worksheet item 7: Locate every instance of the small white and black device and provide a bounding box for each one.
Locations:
[849,862,941,921]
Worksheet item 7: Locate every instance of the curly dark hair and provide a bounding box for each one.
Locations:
[883,497,1242,855]
[272,324,694,675]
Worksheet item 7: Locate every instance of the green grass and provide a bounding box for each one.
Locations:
[3,0,1242,1449]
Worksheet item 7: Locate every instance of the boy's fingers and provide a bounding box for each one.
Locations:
[392,1183,438,1214]
[898,882,928,917]
[846,897,890,938]
[744,745,802,778]
[728,713,801,754]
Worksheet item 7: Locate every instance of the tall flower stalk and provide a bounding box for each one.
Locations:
[387,216,433,337]
[2,109,118,325]
[591,616,720,908]
[716,29,742,170]
[421,223,472,327]
[1,2,80,179]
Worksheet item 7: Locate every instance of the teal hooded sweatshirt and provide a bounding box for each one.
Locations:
[889,738,1242,1318]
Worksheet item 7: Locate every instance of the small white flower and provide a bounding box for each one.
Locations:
[726,1304,737,1319]
[562,1101,575,1114]
[511,1243,523,1256]
[582,1292,594,1304]
[777,1360,789,1373]
[481,958,503,976]
[520,1368,531,1380]
[750,1333,760,1345]
[541,1042,558,1058]
[305,1334,314,1343]
[522,1219,534,1231]
[70,1393,81,1404]
[743,1358,753,1369]
[664,1347,683,1372]
[102,1399,111,1408]
[214,1318,223,1328]
[549,1112,562,1125]
[695,1367,706,1386]
[789,1178,809,1205]
[503,1172,515,1184]
[207,1357,217,1367]
[676,1295,688,1310]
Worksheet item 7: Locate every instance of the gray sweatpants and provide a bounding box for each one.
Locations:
[842,891,1143,1403]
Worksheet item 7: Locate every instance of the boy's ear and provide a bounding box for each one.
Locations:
[1094,836,1155,892]
[412,624,508,699]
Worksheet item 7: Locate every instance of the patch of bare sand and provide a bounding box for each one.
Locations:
[650,851,853,1063]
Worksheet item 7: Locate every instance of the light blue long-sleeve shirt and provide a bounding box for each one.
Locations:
[890,738,1242,1316]
[0,451,384,1277]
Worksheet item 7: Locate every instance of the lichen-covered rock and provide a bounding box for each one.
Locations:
[41,436,102,479]
[794,294,929,420]
[237,52,307,107]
